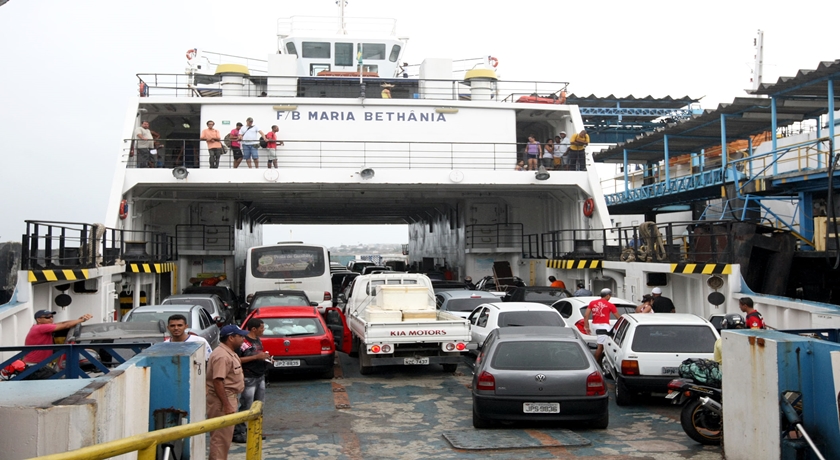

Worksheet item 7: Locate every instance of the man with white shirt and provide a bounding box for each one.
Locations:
[165,314,212,361]
[237,117,266,169]
[554,132,570,169]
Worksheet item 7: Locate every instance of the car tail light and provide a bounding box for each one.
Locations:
[455,342,466,351]
[320,337,333,351]
[477,371,495,391]
[667,379,686,391]
[586,371,606,396]
[621,360,639,376]
[371,344,381,353]
[323,291,332,301]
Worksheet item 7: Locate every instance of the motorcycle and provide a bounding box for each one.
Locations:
[666,378,723,445]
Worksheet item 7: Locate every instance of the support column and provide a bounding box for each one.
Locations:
[800,192,814,251]
[771,98,779,175]
[663,135,671,191]
[623,149,629,200]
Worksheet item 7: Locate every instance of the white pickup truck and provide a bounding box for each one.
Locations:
[343,273,472,374]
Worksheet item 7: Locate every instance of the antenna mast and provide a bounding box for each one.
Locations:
[751,30,764,91]
[337,0,348,35]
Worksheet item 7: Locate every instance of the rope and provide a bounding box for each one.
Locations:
[638,221,668,262]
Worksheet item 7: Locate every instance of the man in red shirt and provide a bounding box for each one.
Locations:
[738,297,765,329]
[264,125,283,169]
[583,289,622,364]
[24,310,93,378]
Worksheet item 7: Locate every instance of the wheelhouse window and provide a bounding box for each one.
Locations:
[310,63,330,76]
[358,43,386,60]
[285,42,297,56]
[388,44,401,62]
[302,41,331,58]
[250,246,326,279]
[335,42,354,66]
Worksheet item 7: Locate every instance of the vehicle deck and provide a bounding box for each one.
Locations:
[222,354,723,459]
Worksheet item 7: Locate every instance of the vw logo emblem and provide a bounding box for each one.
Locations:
[535,374,547,382]
[284,340,291,346]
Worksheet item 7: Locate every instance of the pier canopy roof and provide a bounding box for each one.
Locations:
[751,59,840,98]
[567,94,699,124]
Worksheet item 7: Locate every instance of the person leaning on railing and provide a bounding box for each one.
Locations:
[23,310,93,379]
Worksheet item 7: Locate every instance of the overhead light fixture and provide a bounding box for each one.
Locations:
[358,167,375,180]
[182,117,191,128]
[172,166,189,180]
[435,108,459,114]
[535,165,550,181]
[273,105,298,111]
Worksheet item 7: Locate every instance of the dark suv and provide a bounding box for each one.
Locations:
[182,286,243,320]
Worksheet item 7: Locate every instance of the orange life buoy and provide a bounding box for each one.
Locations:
[488,56,498,68]
[583,198,595,218]
[119,200,128,220]
[186,48,197,60]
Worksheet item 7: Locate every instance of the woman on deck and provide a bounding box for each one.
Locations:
[524,135,541,172]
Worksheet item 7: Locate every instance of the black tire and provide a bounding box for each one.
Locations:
[590,411,609,429]
[442,363,458,373]
[472,406,493,429]
[359,348,373,375]
[680,398,722,445]
[614,375,632,406]
[349,336,359,358]
[600,356,613,380]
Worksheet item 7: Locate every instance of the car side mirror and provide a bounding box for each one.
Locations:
[214,317,225,327]
[310,301,319,307]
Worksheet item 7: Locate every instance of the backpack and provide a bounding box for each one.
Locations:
[678,358,722,388]
[223,133,232,149]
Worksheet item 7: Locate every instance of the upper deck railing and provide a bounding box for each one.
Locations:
[136,73,569,103]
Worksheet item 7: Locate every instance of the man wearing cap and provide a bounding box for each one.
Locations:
[24,310,93,379]
[554,132,570,169]
[583,289,621,365]
[650,287,675,313]
[206,325,248,460]
[573,282,593,297]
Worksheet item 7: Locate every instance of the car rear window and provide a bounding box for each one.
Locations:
[126,311,176,324]
[492,341,588,370]
[523,290,569,304]
[262,317,324,337]
[253,295,310,308]
[498,311,565,327]
[631,325,717,353]
[445,298,490,312]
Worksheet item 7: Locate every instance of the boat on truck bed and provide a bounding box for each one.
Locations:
[343,273,471,374]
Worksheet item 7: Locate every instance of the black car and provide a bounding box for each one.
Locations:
[475,276,526,293]
[247,290,317,315]
[182,285,243,320]
[503,286,572,305]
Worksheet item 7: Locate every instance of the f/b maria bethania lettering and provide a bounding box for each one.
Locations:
[277,110,447,122]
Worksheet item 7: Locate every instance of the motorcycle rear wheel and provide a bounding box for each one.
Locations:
[680,398,722,445]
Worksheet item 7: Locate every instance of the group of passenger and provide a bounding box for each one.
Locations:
[134,117,284,170]
[516,130,589,171]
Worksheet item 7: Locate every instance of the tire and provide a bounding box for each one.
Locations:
[680,399,722,445]
[359,348,373,375]
[349,336,359,358]
[442,363,458,373]
[590,411,609,429]
[600,356,614,380]
[472,406,493,429]
[614,375,632,406]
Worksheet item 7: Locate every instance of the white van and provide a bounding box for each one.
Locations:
[245,242,332,312]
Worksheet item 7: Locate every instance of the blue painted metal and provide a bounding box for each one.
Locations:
[578,107,690,117]
[829,80,835,152]
[604,169,724,205]
[720,114,729,181]
[664,135,671,186]
[815,118,823,169]
[800,192,814,250]
[623,149,629,200]
[0,343,153,380]
[772,98,779,175]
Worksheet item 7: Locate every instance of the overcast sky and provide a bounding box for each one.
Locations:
[1,0,837,246]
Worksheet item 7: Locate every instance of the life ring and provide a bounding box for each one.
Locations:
[583,198,595,218]
[119,200,128,220]
[488,56,498,68]
[186,48,197,60]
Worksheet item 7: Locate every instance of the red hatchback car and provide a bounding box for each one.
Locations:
[243,306,351,379]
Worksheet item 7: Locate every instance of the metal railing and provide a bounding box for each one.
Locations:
[33,401,263,460]
[0,343,153,380]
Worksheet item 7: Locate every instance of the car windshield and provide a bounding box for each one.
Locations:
[262,317,324,337]
[631,325,717,353]
[253,295,310,308]
[126,311,179,324]
[445,298,490,312]
[498,311,565,327]
[492,341,588,370]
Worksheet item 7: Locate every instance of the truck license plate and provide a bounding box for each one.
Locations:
[274,360,301,367]
[404,357,430,365]
[662,367,679,375]
[523,403,560,413]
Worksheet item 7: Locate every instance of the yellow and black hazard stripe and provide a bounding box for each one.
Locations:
[670,263,732,275]
[127,262,176,274]
[546,259,602,270]
[28,269,90,284]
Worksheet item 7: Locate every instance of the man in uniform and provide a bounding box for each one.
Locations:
[206,325,248,460]
[583,288,622,365]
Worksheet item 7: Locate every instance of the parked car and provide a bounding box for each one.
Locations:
[65,320,168,367]
[330,261,346,272]
[503,286,572,305]
[346,260,376,273]
[248,290,316,314]
[331,271,355,302]
[162,294,232,325]
[550,296,639,348]
[242,306,351,379]
[466,302,567,351]
[360,265,392,275]
[436,290,499,319]
[474,276,526,295]
[601,313,719,406]
[123,304,222,350]
[471,326,608,428]
[182,285,242,320]
[431,280,470,293]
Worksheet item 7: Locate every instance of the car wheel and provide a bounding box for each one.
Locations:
[590,411,609,429]
[615,375,632,406]
[359,348,373,375]
[600,356,614,380]
[442,363,458,373]
[472,406,493,429]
